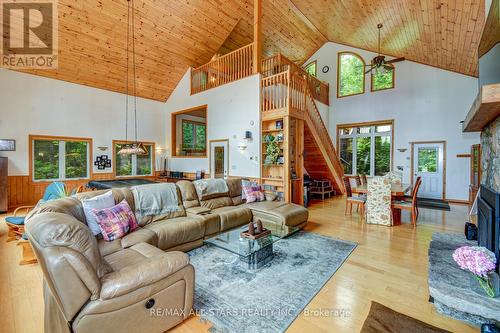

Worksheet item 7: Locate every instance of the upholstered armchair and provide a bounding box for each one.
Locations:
[366,177,392,226]
[25,212,194,333]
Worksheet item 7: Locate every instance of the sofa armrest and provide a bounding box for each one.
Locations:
[186,206,211,215]
[99,251,189,300]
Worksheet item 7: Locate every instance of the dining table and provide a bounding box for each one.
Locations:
[352,183,412,226]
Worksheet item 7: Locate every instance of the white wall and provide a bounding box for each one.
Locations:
[0,69,166,176]
[305,42,480,200]
[164,69,261,178]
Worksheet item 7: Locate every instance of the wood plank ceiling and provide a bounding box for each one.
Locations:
[9,0,486,101]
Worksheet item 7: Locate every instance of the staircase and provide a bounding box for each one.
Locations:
[190,44,345,200]
[260,54,345,195]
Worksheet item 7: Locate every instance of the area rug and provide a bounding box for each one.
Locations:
[361,302,451,333]
[417,198,451,211]
[187,231,356,333]
[428,232,500,327]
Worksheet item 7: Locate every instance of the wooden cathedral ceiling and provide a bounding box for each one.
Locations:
[16,0,486,101]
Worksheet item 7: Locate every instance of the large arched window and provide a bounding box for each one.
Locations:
[337,52,365,98]
[371,63,394,91]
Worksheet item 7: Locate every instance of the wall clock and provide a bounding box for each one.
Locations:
[322,66,329,73]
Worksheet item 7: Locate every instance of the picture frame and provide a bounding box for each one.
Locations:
[0,139,16,151]
[275,120,283,129]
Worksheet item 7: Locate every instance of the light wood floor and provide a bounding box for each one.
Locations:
[0,197,479,333]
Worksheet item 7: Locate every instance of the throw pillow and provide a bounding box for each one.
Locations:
[82,191,116,235]
[242,184,265,203]
[241,179,257,200]
[92,200,138,241]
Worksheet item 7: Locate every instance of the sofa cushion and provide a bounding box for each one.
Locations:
[176,180,200,209]
[121,228,158,248]
[186,206,211,215]
[103,242,165,271]
[197,213,220,236]
[193,179,229,201]
[93,200,139,241]
[144,216,205,250]
[243,201,288,212]
[250,203,308,227]
[211,206,252,231]
[200,196,234,210]
[226,178,242,198]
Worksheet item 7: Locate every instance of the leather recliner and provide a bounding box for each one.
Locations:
[25,211,194,333]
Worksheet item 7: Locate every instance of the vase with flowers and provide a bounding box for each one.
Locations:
[453,246,499,298]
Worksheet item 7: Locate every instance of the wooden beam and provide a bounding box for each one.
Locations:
[253,0,262,74]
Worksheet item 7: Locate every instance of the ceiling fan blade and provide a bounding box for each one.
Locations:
[383,64,394,71]
[365,67,374,74]
[385,57,405,64]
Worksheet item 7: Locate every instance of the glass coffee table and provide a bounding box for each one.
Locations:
[204,223,299,269]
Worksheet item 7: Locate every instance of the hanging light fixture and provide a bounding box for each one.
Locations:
[118,0,148,156]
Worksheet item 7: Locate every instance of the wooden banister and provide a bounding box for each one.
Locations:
[191,43,254,94]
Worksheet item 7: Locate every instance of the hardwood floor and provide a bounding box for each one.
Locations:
[0,197,479,333]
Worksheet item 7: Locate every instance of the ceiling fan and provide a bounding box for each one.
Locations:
[364,23,405,74]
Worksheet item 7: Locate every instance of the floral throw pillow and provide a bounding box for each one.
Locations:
[92,200,138,241]
[242,184,265,203]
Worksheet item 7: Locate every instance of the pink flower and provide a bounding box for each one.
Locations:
[453,246,497,278]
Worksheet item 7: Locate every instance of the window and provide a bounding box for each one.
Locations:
[337,52,365,98]
[31,136,91,181]
[182,120,206,152]
[337,121,393,176]
[114,141,154,177]
[304,61,317,77]
[417,147,438,172]
[172,105,207,157]
[371,64,394,91]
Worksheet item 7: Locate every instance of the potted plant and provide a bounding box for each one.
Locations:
[263,134,280,166]
[453,246,499,298]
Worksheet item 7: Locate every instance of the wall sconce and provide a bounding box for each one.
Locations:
[97,146,108,151]
[397,148,408,153]
[238,142,248,150]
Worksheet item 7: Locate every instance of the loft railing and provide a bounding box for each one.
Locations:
[191,43,254,94]
[261,69,307,114]
[261,54,329,105]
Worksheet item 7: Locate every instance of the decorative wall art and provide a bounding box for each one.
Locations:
[94,155,112,170]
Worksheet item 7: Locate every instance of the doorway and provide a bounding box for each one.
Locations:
[209,139,229,179]
[411,141,446,200]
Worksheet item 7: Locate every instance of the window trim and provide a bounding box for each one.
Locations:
[337,51,366,99]
[171,105,208,158]
[371,63,395,92]
[29,134,93,183]
[336,120,395,176]
[303,60,317,77]
[181,119,207,153]
[112,140,156,178]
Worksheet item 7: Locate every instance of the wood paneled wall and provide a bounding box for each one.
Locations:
[7,173,113,210]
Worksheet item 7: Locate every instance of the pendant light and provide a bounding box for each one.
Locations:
[118,0,147,156]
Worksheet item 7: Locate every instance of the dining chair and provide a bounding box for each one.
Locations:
[343,177,366,218]
[392,177,422,227]
[360,174,368,185]
[366,176,392,226]
[355,175,362,186]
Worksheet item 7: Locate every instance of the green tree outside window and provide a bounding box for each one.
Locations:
[372,65,394,91]
[338,53,365,97]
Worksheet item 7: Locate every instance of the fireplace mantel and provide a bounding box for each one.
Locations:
[462,83,500,132]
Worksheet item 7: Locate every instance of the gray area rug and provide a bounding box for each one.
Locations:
[187,231,357,333]
[428,232,500,327]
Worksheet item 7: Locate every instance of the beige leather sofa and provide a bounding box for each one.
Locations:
[25,178,308,333]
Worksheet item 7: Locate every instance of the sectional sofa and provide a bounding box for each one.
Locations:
[25,178,308,333]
